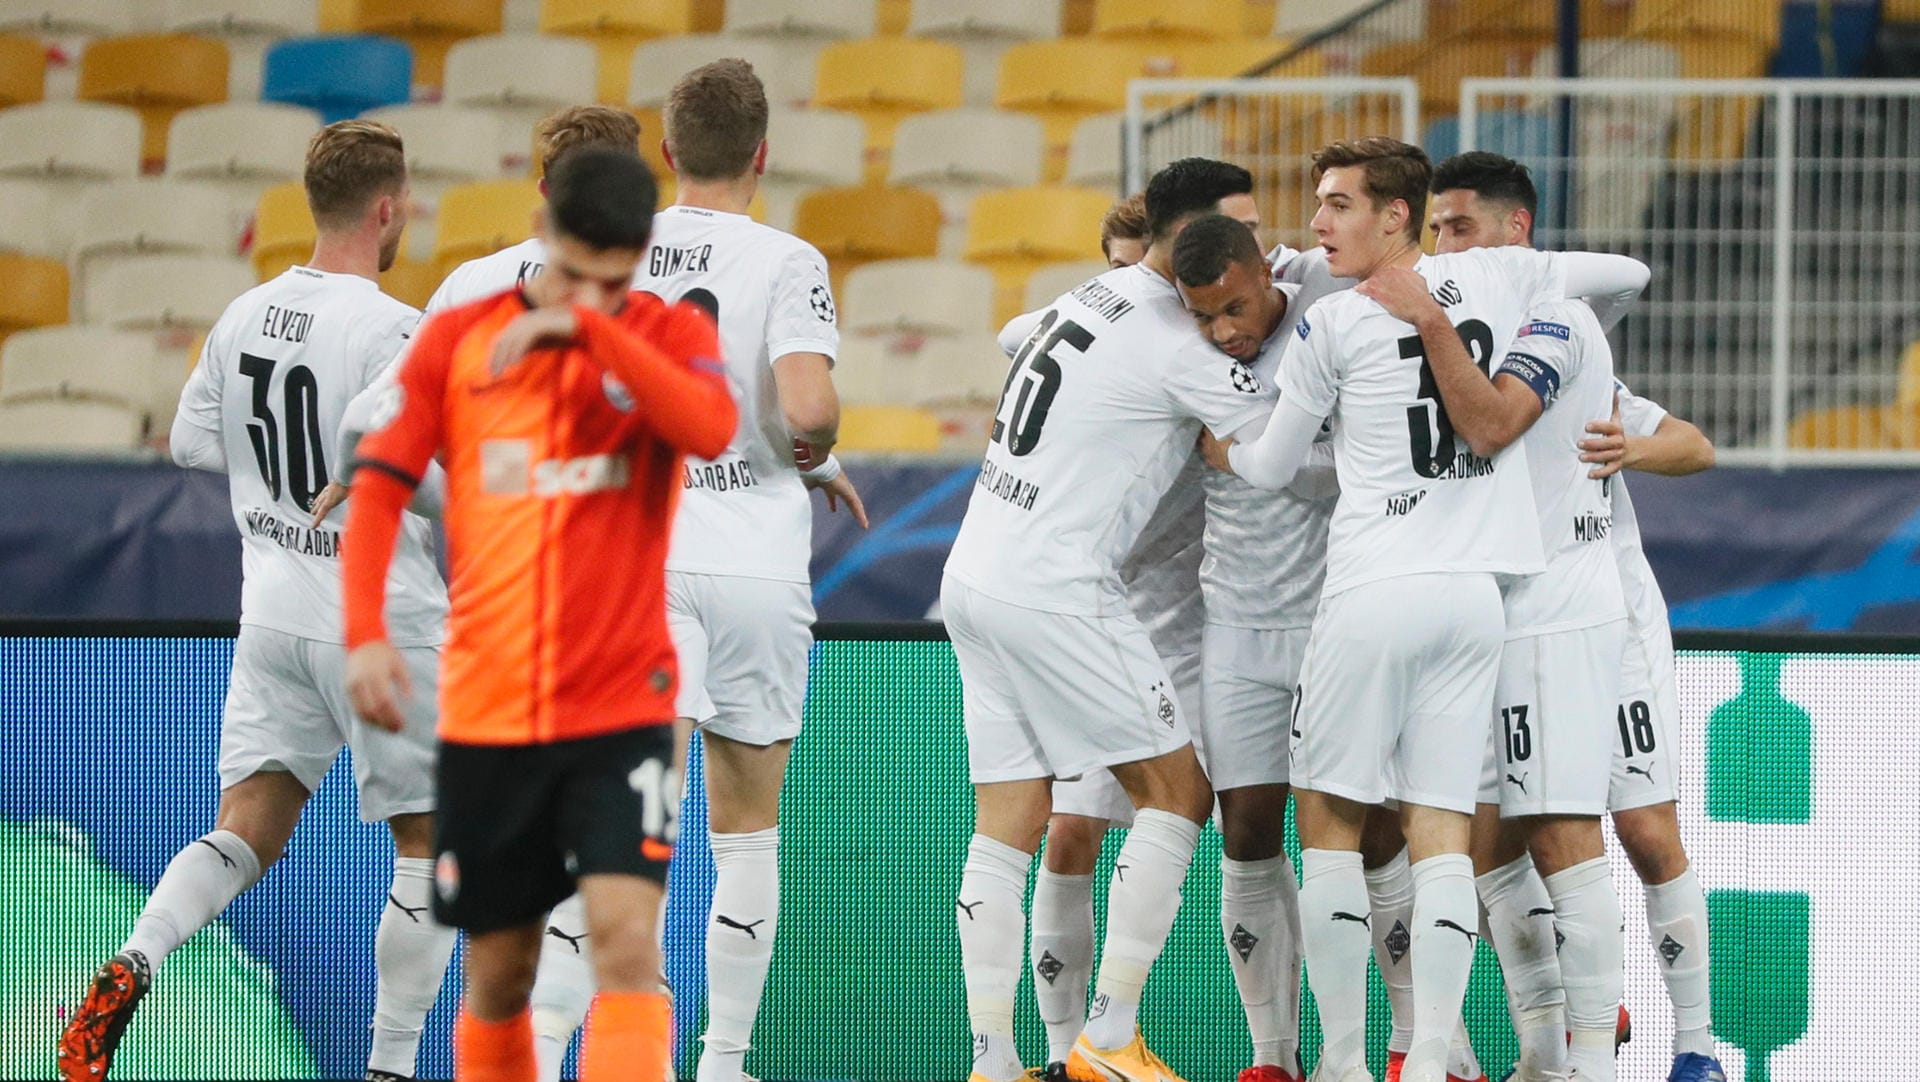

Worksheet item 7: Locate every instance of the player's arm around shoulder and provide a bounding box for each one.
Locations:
[1579,379,1715,479]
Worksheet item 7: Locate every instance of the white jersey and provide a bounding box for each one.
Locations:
[1497,297,1627,635]
[638,205,837,583]
[946,264,1271,616]
[174,267,446,646]
[1202,260,1348,630]
[424,236,546,313]
[1610,381,1674,643]
[1120,452,1207,658]
[1278,247,1568,597]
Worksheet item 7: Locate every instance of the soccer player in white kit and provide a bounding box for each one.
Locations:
[59,121,454,1082]
[945,157,1284,1082]
[1202,137,1650,1082]
[1424,152,1724,1082]
[632,59,866,1082]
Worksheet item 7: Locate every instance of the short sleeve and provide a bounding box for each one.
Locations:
[1276,305,1339,418]
[1614,379,1668,437]
[1497,309,1577,409]
[766,243,838,364]
[1162,339,1274,433]
[358,304,422,389]
[354,309,458,486]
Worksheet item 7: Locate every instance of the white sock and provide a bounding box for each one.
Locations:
[532,893,594,1082]
[698,828,781,1082]
[1545,857,1624,1082]
[959,834,1031,1082]
[121,829,262,968]
[1030,868,1095,1065]
[1082,810,1200,1051]
[1402,855,1477,1082]
[1644,865,1714,1058]
[1222,854,1301,1071]
[1446,1017,1483,1080]
[1476,853,1567,1078]
[368,857,458,1077]
[1362,849,1416,1055]
[1298,849,1370,1076]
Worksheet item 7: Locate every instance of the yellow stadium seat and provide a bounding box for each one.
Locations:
[346,0,504,89]
[1,33,46,108]
[814,38,965,179]
[1175,37,1322,79]
[1786,404,1904,450]
[542,0,699,103]
[792,184,942,293]
[1630,0,1780,48]
[1666,37,1771,164]
[1888,0,1920,18]
[434,179,544,279]
[0,254,69,349]
[836,403,944,452]
[250,183,316,281]
[1897,341,1920,409]
[381,255,442,308]
[996,39,1143,179]
[1093,0,1239,40]
[1428,0,1561,37]
[1061,0,1095,35]
[1360,37,1544,118]
[878,0,911,34]
[963,185,1111,327]
[78,34,229,170]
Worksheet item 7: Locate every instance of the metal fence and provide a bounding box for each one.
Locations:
[1126,76,1920,465]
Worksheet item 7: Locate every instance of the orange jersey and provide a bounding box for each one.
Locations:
[344,289,736,745]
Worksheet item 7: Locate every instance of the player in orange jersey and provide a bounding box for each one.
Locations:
[342,146,736,1082]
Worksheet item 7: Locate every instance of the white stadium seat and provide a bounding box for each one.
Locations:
[628,33,821,110]
[1022,259,1109,312]
[443,33,597,171]
[842,258,995,339]
[760,107,865,230]
[891,332,1008,406]
[82,253,255,331]
[0,0,134,35]
[167,102,319,181]
[0,325,159,411]
[0,101,143,179]
[724,0,874,40]
[0,398,145,453]
[1064,111,1124,190]
[0,178,58,257]
[74,179,237,261]
[907,0,1060,40]
[889,108,1045,254]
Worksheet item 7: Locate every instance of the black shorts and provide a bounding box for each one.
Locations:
[431,725,677,933]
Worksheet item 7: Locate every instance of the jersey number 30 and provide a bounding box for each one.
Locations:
[239,352,329,509]
[991,310,1092,456]
[1398,319,1494,478]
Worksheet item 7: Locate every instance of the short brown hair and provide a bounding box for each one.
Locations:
[1099,193,1148,259]
[663,59,768,182]
[1312,136,1432,236]
[535,105,642,179]
[304,120,405,231]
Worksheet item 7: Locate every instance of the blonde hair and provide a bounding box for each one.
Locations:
[304,120,405,231]
[1099,193,1148,259]
[664,59,768,181]
[535,105,642,179]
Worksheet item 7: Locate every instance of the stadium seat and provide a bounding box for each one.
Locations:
[168,102,322,250]
[1360,38,1544,118]
[444,34,598,170]
[0,253,67,347]
[888,332,1008,407]
[1787,404,1904,450]
[995,40,1142,178]
[1175,37,1320,79]
[1899,340,1920,408]
[1022,258,1107,312]
[834,402,944,451]
[364,104,506,189]
[0,33,46,108]
[814,38,965,177]
[341,0,504,90]
[263,35,413,124]
[963,185,1110,326]
[792,184,942,293]
[889,108,1045,255]
[761,108,867,231]
[0,101,144,179]
[0,0,132,36]
[1092,0,1238,40]
[0,179,55,257]
[73,180,239,310]
[380,255,441,308]
[726,0,876,39]
[1428,0,1559,37]
[907,0,1060,40]
[1271,0,1425,44]
[830,335,889,404]
[1629,0,1780,48]
[82,253,255,331]
[77,34,229,170]
[164,0,318,98]
[628,33,822,110]
[0,326,158,411]
[1063,112,1122,190]
[433,178,542,280]
[0,399,145,453]
[841,258,995,339]
[542,0,699,103]
[249,182,317,280]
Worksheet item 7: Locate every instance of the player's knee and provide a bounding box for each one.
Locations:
[1359,805,1408,868]
[587,921,663,993]
[1042,816,1106,875]
[1217,786,1289,862]
[1612,805,1690,884]
[386,811,435,857]
[1525,815,1605,876]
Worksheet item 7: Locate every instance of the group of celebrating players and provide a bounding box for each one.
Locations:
[48,46,1722,1082]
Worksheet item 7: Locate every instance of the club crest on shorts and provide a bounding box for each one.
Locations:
[433,851,460,903]
[1150,680,1176,728]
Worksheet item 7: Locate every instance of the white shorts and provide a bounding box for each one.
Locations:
[1607,628,1681,812]
[943,575,1193,785]
[1291,574,1504,815]
[667,571,815,747]
[219,625,439,823]
[1050,648,1201,827]
[1477,619,1627,817]
[1199,623,1307,792]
